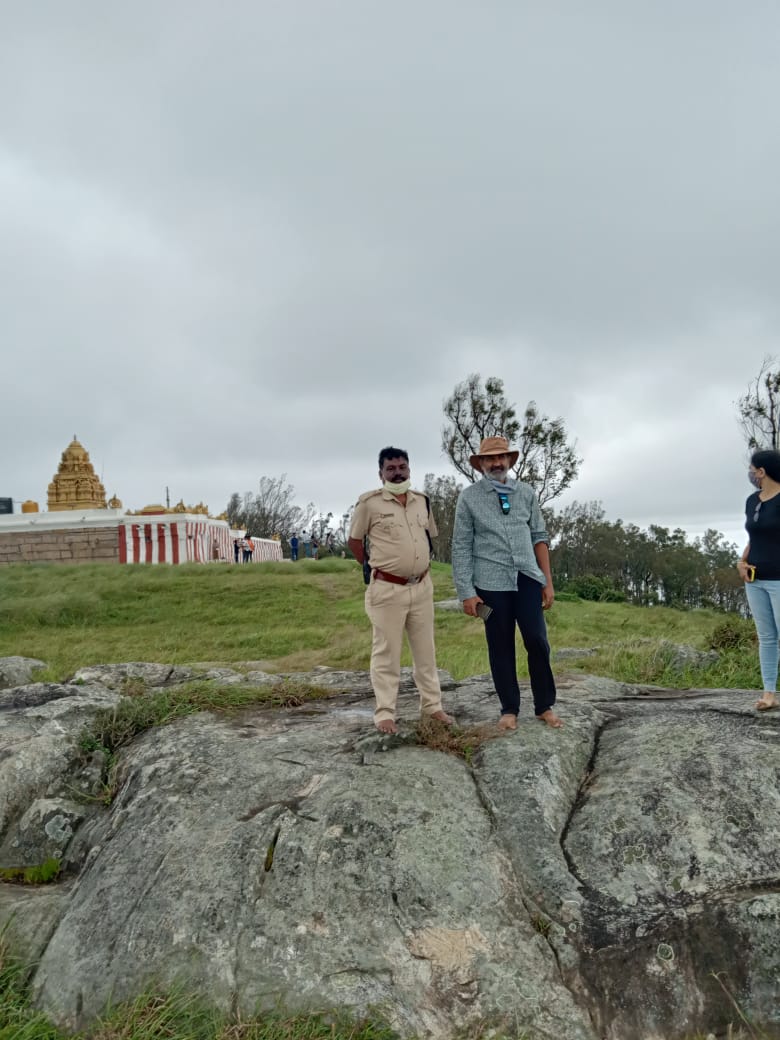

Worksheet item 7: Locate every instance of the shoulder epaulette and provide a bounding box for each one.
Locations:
[357,489,384,503]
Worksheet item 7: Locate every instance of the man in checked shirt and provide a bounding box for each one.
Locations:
[452,436,563,732]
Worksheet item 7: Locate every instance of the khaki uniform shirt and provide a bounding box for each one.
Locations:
[349,489,437,578]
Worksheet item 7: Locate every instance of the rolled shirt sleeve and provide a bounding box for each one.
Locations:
[529,493,549,545]
[348,500,369,541]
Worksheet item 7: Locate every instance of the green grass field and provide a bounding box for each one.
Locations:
[0,557,759,689]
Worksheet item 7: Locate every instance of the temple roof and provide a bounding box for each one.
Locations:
[47,436,108,512]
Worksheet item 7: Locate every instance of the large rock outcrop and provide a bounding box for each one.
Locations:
[0,657,778,1039]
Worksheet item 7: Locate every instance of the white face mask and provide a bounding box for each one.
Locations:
[383,479,411,495]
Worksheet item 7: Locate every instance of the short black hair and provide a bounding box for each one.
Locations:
[751,448,780,482]
[378,446,409,469]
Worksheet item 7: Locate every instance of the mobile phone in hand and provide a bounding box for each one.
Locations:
[475,602,493,621]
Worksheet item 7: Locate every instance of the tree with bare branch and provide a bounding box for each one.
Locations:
[737,356,780,450]
[441,374,581,505]
[226,475,316,539]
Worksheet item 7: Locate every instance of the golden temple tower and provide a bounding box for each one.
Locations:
[47,436,108,512]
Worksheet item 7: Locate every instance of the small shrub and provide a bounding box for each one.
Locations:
[531,913,551,937]
[565,575,626,603]
[708,616,756,651]
[79,731,107,756]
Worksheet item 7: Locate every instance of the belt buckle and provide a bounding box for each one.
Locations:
[407,574,420,585]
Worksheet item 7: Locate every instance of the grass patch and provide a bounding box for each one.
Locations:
[76,678,341,803]
[0,559,759,689]
[84,678,340,748]
[414,717,497,765]
[530,913,552,938]
[0,932,403,1040]
[0,937,63,1039]
[581,640,761,689]
[0,859,61,886]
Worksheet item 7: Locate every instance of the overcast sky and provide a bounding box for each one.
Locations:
[2,1,778,550]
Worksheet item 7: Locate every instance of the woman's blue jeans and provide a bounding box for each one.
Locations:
[744,579,780,691]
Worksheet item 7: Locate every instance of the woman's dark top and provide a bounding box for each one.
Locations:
[745,491,780,580]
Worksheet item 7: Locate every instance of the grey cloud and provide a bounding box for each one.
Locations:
[1,1,778,533]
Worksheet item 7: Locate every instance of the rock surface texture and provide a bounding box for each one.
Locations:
[0,657,778,1039]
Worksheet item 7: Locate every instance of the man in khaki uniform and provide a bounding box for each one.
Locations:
[348,446,454,734]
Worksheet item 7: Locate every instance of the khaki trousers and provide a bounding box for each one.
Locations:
[365,573,443,723]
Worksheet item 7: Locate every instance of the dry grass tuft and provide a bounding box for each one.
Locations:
[414,717,499,764]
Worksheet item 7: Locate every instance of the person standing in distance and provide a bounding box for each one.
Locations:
[348,446,454,734]
[737,448,780,711]
[451,436,562,731]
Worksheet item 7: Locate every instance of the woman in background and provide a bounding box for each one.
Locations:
[738,448,780,710]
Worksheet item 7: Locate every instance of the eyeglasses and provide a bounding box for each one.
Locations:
[498,493,511,515]
[754,500,763,523]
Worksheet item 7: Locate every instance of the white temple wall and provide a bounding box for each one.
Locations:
[0,512,283,566]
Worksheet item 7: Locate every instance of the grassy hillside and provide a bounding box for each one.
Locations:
[0,559,759,689]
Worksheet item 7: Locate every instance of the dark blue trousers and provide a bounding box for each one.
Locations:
[476,572,556,717]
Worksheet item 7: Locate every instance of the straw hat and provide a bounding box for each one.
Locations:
[469,435,519,470]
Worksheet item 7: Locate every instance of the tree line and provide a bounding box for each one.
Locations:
[548,501,742,609]
[422,482,742,609]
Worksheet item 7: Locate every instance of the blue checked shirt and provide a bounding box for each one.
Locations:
[451,477,549,600]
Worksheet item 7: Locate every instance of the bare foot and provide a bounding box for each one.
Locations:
[426,710,455,725]
[497,714,517,731]
[536,709,563,728]
[755,693,779,712]
[376,719,399,734]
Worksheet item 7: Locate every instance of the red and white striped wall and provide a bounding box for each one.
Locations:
[118,517,283,565]
[251,537,284,562]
